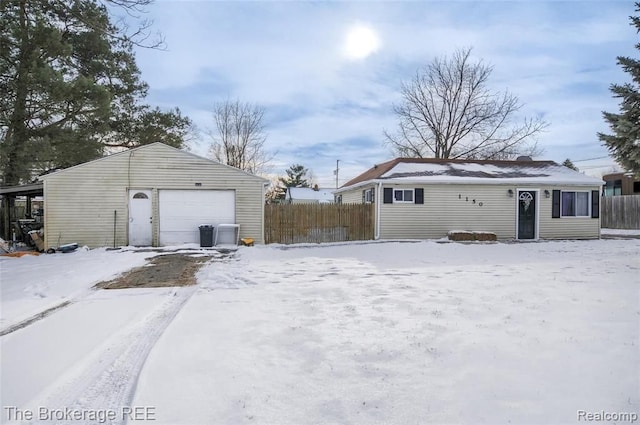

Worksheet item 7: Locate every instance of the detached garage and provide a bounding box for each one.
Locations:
[39,143,268,249]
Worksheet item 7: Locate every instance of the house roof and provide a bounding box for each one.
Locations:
[0,182,44,196]
[602,172,638,181]
[39,142,269,182]
[338,158,604,191]
[287,187,335,202]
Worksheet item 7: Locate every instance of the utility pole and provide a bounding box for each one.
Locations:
[334,160,340,189]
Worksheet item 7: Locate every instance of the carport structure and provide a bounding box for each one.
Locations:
[0,182,44,243]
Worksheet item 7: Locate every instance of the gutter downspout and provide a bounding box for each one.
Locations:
[375,181,382,240]
[262,182,269,244]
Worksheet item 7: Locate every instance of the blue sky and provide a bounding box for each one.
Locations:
[131,0,637,187]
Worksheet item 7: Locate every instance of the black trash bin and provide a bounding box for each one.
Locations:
[199,225,214,247]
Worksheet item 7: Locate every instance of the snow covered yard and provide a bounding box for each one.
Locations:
[0,240,638,425]
[131,239,640,425]
[0,247,201,422]
[0,248,155,331]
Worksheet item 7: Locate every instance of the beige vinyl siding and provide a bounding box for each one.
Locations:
[376,183,601,240]
[537,186,600,239]
[41,143,265,248]
[379,184,517,239]
[340,185,375,204]
[339,185,377,236]
[43,180,128,249]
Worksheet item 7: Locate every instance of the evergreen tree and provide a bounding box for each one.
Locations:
[562,158,578,171]
[279,164,311,188]
[102,106,194,151]
[0,0,191,185]
[598,2,640,176]
[274,164,311,201]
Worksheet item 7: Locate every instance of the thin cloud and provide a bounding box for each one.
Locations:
[135,1,636,182]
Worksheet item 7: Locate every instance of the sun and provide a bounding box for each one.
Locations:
[343,24,380,60]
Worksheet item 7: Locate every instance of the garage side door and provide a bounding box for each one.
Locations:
[159,190,235,246]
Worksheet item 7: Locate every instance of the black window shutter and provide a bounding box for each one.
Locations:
[383,188,393,204]
[415,188,424,204]
[362,190,365,203]
[591,190,600,218]
[552,190,561,218]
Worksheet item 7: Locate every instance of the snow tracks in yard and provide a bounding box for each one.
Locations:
[22,287,196,425]
[0,300,73,337]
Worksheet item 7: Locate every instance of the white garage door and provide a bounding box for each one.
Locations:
[159,190,235,246]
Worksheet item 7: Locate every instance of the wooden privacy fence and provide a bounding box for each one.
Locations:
[601,195,640,229]
[265,203,375,244]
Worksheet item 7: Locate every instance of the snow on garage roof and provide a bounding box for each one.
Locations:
[338,158,604,191]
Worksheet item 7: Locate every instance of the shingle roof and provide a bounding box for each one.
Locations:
[341,158,402,187]
[339,158,603,189]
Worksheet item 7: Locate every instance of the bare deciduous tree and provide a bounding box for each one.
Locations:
[384,48,547,160]
[209,100,273,175]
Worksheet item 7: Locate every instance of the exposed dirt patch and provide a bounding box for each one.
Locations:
[96,253,222,289]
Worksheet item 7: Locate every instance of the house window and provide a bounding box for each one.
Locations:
[393,189,413,203]
[336,195,342,204]
[132,192,148,199]
[383,187,424,204]
[561,191,589,217]
[362,188,375,203]
[604,179,622,196]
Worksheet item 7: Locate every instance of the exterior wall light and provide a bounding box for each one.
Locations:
[544,189,551,198]
[507,189,514,197]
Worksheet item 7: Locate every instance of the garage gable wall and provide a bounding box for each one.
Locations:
[41,143,266,248]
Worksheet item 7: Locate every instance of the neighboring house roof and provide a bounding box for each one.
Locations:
[287,187,335,202]
[338,158,604,191]
[602,172,638,180]
[39,142,269,182]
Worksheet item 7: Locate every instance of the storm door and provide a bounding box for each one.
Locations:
[517,190,536,240]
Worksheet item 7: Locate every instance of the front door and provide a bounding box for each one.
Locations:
[517,190,536,239]
[129,190,152,246]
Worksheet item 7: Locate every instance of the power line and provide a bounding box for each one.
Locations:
[578,165,616,169]
[572,156,610,162]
